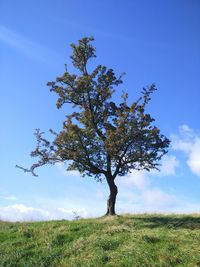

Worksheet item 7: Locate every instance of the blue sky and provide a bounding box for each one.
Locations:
[0,0,200,221]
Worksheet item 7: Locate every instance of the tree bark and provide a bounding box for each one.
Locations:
[105,176,118,215]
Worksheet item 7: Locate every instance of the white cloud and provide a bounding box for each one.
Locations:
[187,138,200,176]
[151,155,180,176]
[118,154,179,191]
[159,155,179,176]
[116,125,200,214]
[171,125,200,176]
[0,204,89,222]
[117,195,200,214]
[118,170,150,190]
[117,169,179,213]
[141,187,177,209]
[117,173,200,214]
[116,155,195,213]
[0,204,49,222]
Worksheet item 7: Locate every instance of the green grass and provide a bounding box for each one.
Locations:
[0,214,200,266]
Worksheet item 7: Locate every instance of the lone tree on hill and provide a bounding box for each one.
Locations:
[17,37,170,215]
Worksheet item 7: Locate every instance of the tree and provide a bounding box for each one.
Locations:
[17,37,170,215]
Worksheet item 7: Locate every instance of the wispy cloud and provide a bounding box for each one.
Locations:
[0,195,18,201]
[0,188,18,201]
[0,24,62,66]
[56,162,80,177]
[171,125,200,176]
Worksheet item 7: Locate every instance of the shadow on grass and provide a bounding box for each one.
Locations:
[134,216,200,230]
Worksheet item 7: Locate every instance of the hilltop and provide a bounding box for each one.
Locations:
[0,214,200,266]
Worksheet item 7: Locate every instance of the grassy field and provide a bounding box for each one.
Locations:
[0,214,200,267]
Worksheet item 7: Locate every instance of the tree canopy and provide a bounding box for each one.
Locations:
[17,37,170,215]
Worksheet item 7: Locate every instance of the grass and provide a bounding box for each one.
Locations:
[0,214,200,266]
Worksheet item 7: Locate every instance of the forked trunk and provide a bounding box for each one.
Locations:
[105,176,118,215]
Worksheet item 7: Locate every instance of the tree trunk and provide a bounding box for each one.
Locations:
[105,176,118,215]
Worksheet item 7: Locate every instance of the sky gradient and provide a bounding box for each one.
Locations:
[0,0,200,221]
